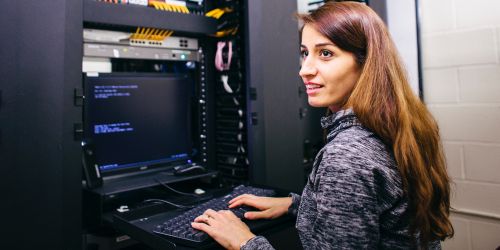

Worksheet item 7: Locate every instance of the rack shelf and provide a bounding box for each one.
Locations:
[83,0,217,35]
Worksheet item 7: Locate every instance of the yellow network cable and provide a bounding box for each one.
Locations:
[150,30,158,41]
[143,29,150,40]
[154,29,164,40]
[205,8,232,19]
[151,1,162,10]
[165,30,174,39]
[156,30,167,40]
[214,27,239,38]
[173,3,189,13]
[164,3,172,11]
[164,3,171,11]
[205,8,222,18]
[133,28,140,39]
[147,28,155,39]
[145,28,153,40]
[139,27,147,39]
[130,0,194,43]
[130,27,174,43]
[149,1,189,13]
[151,1,160,10]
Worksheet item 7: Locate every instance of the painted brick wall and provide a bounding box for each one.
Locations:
[420,0,500,249]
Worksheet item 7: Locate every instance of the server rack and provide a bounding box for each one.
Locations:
[0,0,312,249]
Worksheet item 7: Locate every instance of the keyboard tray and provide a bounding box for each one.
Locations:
[111,187,295,249]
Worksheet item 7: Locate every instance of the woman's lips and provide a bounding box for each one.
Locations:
[305,82,323,95]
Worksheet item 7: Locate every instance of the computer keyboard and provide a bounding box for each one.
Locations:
[152,185,276,247]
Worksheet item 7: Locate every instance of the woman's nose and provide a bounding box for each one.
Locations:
[299,58,317,78]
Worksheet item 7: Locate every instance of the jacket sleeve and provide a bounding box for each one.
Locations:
[240,193,302,250]
[287,192,301,217]
[308,134,400,249]
[240,236,275,250]
[239,191,302,250]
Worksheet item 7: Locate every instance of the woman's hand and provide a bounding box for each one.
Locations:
[192,209,255,250]
[229,195,292,220]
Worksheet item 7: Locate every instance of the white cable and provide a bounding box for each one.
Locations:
[232,97,239,105]
[221,75,233,93]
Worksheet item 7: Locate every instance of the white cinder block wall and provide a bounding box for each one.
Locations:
[420,0,500,249]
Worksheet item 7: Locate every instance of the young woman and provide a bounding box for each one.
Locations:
[191,2,454,249]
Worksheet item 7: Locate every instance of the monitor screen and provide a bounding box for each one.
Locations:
[83,73,193,176]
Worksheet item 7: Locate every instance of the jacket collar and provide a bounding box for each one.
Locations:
[321,108,361,143]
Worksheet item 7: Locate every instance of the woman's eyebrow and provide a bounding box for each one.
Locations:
[300,43,336,48]
[314,42,335,47]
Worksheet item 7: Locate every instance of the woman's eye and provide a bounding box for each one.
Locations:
[300,50,308,58]
[320,50,333,57]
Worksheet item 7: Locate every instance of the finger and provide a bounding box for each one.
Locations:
[191,222,214,235]
[194,215,203,222]
[229,194,254,204]
[194,214,210,224]
[228,198,253,208]
[204,209,220,219]
[229,197,261,209]
[244,210,271,220]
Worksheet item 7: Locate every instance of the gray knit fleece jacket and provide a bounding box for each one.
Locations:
[242,109,440,250]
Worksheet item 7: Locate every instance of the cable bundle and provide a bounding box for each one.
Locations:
[206,8,238,37]
[205,8,231,19]
[149,0,190,13]
[129,0,190,45]
[130,27,174,41]
[206,0,249,185]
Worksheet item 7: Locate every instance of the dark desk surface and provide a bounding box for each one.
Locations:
[112,204,297,249]
[107,184,299,250]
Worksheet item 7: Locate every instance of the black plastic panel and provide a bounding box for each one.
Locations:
[83,0,217,35]
[245,0,305,193]
[93,170,219,196]
[0,1,83,249]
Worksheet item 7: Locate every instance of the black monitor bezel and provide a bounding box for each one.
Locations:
[82,72,196,179]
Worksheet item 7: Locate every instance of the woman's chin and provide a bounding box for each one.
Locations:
[307,99,326,108]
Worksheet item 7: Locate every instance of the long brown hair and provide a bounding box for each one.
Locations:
[299,1,453,246]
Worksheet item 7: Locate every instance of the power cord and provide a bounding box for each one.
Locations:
[154,178,199,197]
[142,198,195,209]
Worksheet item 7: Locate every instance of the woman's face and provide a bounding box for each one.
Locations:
[299,24,361,111]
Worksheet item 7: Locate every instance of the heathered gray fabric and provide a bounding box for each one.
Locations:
[242,109,441,250]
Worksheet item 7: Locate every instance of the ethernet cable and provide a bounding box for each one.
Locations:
[205,7,232,19]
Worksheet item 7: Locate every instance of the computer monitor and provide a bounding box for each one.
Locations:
[83,73,194,178]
